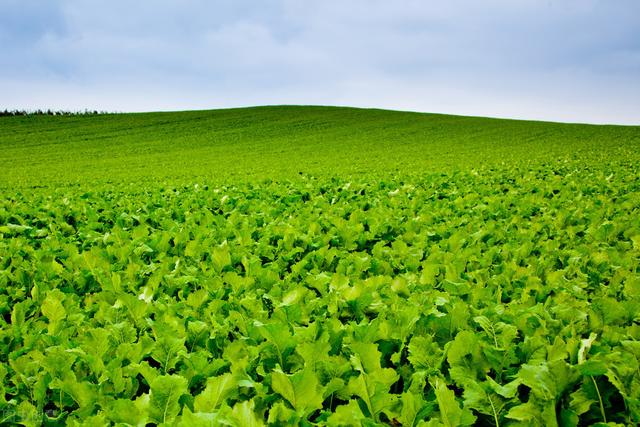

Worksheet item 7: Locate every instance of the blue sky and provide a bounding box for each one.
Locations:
[1,0,638,124]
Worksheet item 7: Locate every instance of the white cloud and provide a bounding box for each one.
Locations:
[1,0,638,124]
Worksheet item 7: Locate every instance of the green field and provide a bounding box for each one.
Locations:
[1,106,639,426]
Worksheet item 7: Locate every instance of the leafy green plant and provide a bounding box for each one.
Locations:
[1,106,639,424]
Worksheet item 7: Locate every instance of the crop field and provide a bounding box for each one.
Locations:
[1,106,640,426]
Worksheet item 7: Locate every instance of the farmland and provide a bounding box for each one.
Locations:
[1,106,639,426]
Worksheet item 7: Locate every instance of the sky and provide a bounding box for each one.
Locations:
[1,0,639,124]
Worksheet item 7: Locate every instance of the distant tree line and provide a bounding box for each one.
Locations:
[0,109,112,117]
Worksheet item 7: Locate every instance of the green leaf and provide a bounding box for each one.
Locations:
[149,374,188,425]
[229,399,264,427]
[400,390,434,427]
[486,376,522,399]
[271,366,324,417]
[11,300,29,329]
[212,240,232,273]
[194,372,238,412]
[578,360,607,376]
[151,331,187,374]
[505,401,537,422]
[461,380,505,425]
[623,276,640,298]
[447,330,483,368]
[348,342,399,421]
[255,320,296,368]
[105,398,149,425]
[49,371,97,414]
[296,339,332,372]
[15,401,40,427]
[178,407,222,427]
[569,388,596,416]
[41,290,66,334]
[0,365,6,406]
[433,377,476,427]
[517,360,579,406]
[326,400,367,426]
[577,333,597,365]
[516,363,557,400]
[0,223,31,235]
[266,400,297,424]
[408,335,443,373]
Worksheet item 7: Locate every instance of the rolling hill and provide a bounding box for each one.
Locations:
[1,105,638,187]
[1,106,639,425]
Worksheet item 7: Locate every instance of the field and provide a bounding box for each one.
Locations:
[1,106,639,426]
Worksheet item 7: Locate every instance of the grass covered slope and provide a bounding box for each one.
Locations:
[1,106,640,425]
[1,105,638,186]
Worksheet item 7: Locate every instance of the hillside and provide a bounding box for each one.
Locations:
[1,105,638,187]
[1,106,640,425]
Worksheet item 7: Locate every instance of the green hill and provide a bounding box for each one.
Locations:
[1,106,640,425]
[1,105,638,187]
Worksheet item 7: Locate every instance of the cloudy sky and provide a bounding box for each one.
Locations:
[1,0,638,124]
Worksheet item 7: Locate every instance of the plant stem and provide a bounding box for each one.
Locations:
[591,375,607,423]
[488,394,500,427]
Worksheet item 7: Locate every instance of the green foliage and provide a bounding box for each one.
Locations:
[271,366,324,418]
[433,377,476,426]
[194,372,239,412]
[0,106,639,424]
[149,375,189,425]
